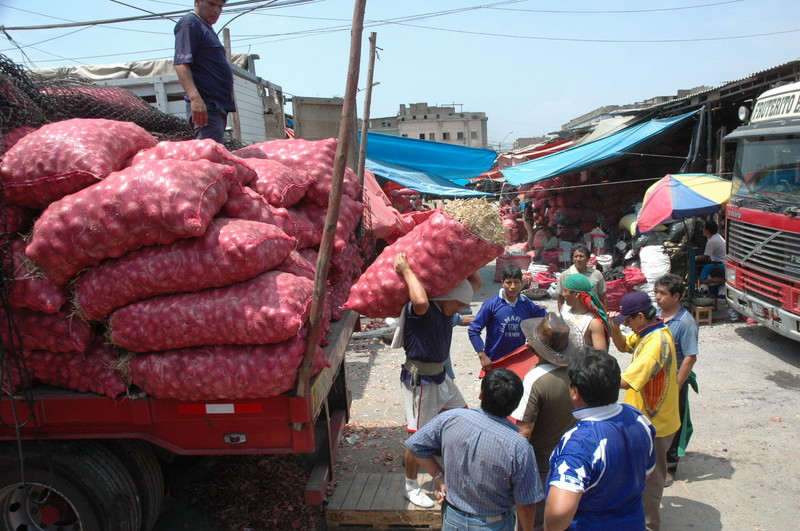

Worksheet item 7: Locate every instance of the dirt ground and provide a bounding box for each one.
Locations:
[336,262,800,531]
[153,261,800,530]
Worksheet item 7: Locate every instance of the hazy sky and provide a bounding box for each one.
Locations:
[2,0,799,148]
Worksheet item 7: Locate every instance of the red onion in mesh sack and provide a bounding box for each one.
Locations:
[74,218,295,320]
[344,210,503,318]
[109,271,314,352]
[127,337,327,401]
[131,138,256,186]
[1,307,93,353]
[25,159,233,285]
[275,249,316,280]
[301,194,363,253]
[239,138,362,206]
[23,340,127,398]
[0,118,157,208]
[244,158,314,208]
[221,185,320,248]
[8,239,67,314]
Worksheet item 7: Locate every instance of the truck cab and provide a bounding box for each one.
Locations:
[724,81,800,341]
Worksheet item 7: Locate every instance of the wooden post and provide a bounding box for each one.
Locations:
[294,0,367,403]
[222,27,242,142]
[357,32,378,186]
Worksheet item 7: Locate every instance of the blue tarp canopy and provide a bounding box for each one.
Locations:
[363,132,495,196]
[501,110,699,186]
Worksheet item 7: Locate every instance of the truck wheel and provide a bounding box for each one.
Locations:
[0,440,142,531]
[102,440,165,531]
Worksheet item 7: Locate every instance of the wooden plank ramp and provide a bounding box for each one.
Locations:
[326,472,442,529]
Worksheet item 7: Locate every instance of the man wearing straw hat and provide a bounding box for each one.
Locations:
[511,313,583,528]
[393,252,482,508]
[609,291,679,531]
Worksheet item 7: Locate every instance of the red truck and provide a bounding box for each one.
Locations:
[0,307,357,530]
[724,81,800,341]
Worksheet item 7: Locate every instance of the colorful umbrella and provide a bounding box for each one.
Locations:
[636,173,732,234]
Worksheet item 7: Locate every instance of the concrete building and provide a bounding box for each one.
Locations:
[364,103,489,148]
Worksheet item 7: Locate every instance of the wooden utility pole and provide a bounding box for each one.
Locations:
[222,27,242,142]
[295,0,368,401]
[356,32,378,185]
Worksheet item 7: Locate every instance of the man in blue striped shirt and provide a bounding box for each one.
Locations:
[405,368,544,531]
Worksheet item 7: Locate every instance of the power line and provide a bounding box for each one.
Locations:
[488,0,745,15]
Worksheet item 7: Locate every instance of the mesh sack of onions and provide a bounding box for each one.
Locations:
[8,238,67,314]
[109,271,313,353]
[26,159,233,285]
[126,337,327,401]
[23,340,127,398]
[345,199,504,318]
[1,308,93,353]
[74,218,295,321]
[0,118,157,208]
[131,138,256,186]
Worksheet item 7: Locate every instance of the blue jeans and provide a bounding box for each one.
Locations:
[442,503,516,531]
[185,101,228,143]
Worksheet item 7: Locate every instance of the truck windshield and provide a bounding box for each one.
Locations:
[731,135,800,212]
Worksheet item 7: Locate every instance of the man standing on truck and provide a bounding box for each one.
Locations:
[174,0,235,143]
[393,252,482,508]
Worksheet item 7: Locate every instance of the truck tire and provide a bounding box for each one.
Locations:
[102,439,165,531]
[0,440,142,531]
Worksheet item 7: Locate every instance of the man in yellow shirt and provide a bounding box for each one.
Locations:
[609,291,679,531]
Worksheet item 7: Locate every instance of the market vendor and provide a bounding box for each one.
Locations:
[556,245,607,312]
[531,226,559,262]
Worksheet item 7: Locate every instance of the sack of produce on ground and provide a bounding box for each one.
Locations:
[8,238,67,314]
[329,236,363,284]
[243,158,314,208]
[1,307,93,353]
[26,159,234,285]
[126,337,327,401]
[22,340,128,398]
[221,184,321,249]
[131,138,256,186]
[301,194,363,253]
[0,125,36,156]
[109,271,314,352]
[240,138,362,206]
[74,219,295,321]
[1,118,157,208]
[345,199,505,318]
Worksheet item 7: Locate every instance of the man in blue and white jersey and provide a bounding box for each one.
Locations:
[544,349,656,531]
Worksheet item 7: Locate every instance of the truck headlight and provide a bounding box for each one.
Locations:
[725,267,736,284]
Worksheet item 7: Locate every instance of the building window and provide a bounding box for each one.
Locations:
[457,132,464,140]
[419,133,426,140]
[443,132,450,140]
[423,115,428,119]
[382,120,392,127]
[429,133,435,141]
[470,131,477,139]
[402,134,408,137]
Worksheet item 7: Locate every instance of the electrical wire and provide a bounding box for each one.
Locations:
[488,0,745,15]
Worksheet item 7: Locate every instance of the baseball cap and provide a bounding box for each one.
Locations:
[613,291,654,325]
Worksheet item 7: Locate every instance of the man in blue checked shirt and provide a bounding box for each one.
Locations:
[544,349,656,531]
[405,368,544,531]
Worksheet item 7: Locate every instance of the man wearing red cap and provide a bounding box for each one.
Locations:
[609,291,679,531]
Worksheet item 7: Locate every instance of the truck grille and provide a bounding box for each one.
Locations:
[728,218,800,283]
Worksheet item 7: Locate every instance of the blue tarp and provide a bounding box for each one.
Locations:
[365,159,490,197]
[501,110,699,186]
[363,132,496,196]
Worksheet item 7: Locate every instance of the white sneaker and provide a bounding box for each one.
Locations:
[404,486,435,508]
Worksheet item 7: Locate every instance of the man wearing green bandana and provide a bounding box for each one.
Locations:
[561,274,611,351]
